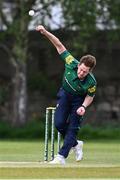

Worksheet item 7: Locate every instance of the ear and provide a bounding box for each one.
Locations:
[77,63,81,68]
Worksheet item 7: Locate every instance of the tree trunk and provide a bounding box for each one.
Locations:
[12,62,27,126]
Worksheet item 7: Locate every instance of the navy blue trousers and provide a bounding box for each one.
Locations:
[54,87,85,158]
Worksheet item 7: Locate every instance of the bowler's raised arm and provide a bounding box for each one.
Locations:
[36,25,66,54]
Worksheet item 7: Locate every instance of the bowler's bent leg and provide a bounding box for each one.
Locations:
[59,127,79,158]
[54,88,70,137]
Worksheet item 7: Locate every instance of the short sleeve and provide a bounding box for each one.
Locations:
[87,85,97,97]
[60,50,79,68]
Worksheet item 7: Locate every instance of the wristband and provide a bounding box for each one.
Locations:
[81,105,86,109]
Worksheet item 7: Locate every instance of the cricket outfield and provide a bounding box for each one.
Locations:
[0,140,120,179]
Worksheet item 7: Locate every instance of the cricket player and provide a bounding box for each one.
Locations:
[36,25,97,165]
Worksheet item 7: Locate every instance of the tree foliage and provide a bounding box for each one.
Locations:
[0,0,61,126]
[60,0,120,52]
[0,0,120,126]
[0,0,36,126]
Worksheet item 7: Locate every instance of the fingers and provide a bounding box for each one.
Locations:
[36,25,45,33]
[76,107,85,116]
[36,25,42,30]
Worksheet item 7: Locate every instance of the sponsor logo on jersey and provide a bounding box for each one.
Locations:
[88,86,96,93]
[65,55,74,64]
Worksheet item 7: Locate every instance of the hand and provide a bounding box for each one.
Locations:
[36,25,46,34]
[76,106,86,116]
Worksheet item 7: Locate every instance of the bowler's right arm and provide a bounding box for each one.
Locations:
[36,25,66,54]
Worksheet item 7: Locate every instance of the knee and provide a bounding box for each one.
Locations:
[55,121,66,137]
[55,120,64,131]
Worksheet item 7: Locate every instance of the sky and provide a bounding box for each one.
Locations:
[28,3,64,30]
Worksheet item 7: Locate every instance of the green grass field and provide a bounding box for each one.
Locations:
[0,140,120,179]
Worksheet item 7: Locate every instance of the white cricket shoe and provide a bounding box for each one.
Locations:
[49,154,66,165]
[73,140,83,161]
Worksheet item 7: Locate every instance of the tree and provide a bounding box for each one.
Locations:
[0,0,58,126]
[59,0,98,53]
[60,0,120,53]
[0,0,120,126]
[0,0,36,126]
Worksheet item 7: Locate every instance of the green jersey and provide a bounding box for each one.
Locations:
[60,50,97,97]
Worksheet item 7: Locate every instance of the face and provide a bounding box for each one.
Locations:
[77,63,90,80]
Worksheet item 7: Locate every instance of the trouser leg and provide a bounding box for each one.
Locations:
[54,88,70,137]
[58,94,84,158]
[54,88,85,158]
[59,127,79,158]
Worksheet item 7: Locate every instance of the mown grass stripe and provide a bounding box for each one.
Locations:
[0,167,120,179]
